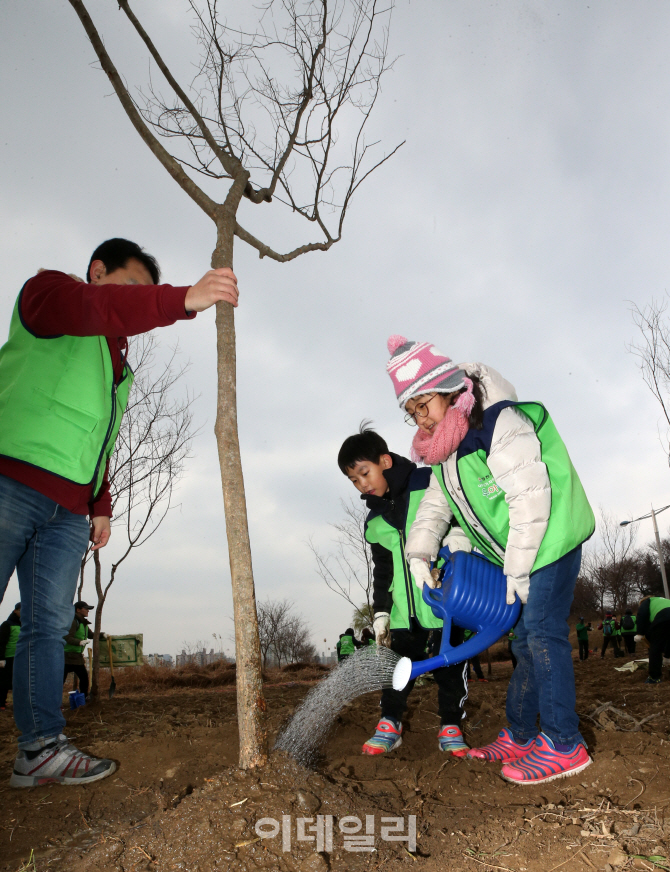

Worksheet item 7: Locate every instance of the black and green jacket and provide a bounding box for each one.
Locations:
[364,454,442,630]
[0,611,21,659]
[636,597,670,637]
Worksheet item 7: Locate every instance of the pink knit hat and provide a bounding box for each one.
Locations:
[386,335,467,408]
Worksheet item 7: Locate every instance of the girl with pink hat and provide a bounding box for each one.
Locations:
[386,336,595,785]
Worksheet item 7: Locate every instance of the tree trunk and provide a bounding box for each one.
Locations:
[90,550,105,699]
[212,217,268,769]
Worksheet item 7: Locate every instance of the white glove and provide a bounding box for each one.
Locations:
[634,634,644,643]
[373,612,391,647]
[409,557,436,590]
[79,639,89,647]
[0,660,5,668]
[506,575,530,605]
[443,527,472,554]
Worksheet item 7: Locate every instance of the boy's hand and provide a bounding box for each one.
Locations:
[185,268,239,312]
[373,613,391,647]
[409,558,436,590]
[91,516,111,550]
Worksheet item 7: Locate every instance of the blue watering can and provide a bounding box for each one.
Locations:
[392,546,522,690]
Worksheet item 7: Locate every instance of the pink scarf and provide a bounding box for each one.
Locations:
[410,378,475,465]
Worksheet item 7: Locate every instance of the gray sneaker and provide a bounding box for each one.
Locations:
[10,734,116,787]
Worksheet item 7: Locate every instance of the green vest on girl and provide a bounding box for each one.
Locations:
[0,289,133,498]
[432,401,594,573]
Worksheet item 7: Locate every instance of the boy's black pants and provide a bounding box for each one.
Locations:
[647,623,670,681]
[0,657,14,706]
[380,622,467,726]
[578,639,589,660]
[622,634,636,654]
[468,656,485,679]
[63,663,89,698]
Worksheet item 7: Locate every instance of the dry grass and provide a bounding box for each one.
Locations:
[111,659,333,691]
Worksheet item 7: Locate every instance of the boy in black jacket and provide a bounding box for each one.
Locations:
[338,425,470,756]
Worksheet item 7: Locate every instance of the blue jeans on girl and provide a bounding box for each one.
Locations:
[506,546,584,747]
[0,475,89,747]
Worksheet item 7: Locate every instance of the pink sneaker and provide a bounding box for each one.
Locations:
[467,728,534,762]
[501,733,592,784]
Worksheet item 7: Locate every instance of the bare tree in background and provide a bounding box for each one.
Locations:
[85,335,194,698]
[67,0,399,768]
[257,599,316,667]
[309,498,374,618]
[580,509,639,614]
[630,297,670,461]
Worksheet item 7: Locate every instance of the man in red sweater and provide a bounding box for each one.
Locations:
[0,237,238,787]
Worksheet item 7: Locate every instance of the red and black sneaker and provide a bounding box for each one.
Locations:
[500,733,592,784]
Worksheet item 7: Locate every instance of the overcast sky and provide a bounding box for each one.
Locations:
[2,1,670,658]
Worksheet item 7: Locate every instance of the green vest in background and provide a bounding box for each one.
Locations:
[366,484,443,631]
[367,638,376,647]
[64,619,88,654]
[650,597,670,622]
[339,635,355,656]
[432,402,595,573]
[5,624,20,658]
[620,614,637,634]
[0,290,133,498]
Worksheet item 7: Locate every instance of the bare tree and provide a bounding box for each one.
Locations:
[86,334,194,697]
[257,598,315,667]
[351,602,374,632]
[67,0,398,768]
[580,509,639,614]
[309,498,374,617]
[257,599,293,668]
[630,297,670,461]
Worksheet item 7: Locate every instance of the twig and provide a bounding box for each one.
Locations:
[463,853,517,872]
[625,778,647,809]
[546,846,593,872]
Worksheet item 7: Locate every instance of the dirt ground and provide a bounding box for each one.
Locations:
[1,650,669,872]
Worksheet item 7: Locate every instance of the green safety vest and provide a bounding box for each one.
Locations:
[650,597,670,622]
[620,615,637,634]
[339,635,355,656]
[365,469,443,630]
[5,624,20,658]
[64,618,88,654]
[367,638,376,647]
[0,289,134,498]
[432,401,595,574]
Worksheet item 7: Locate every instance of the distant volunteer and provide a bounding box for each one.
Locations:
[0,603,21,709]
[0,238,239,787]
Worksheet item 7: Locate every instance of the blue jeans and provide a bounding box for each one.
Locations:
[506,547,584,747]
[0,475,89,747]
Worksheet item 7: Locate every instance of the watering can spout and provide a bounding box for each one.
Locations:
[391,548,521,691]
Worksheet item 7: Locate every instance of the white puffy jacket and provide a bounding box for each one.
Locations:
[404,363,551,602]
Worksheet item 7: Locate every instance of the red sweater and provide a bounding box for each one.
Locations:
[0,270,195,517]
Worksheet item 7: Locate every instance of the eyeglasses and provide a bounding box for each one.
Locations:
[404,394,438,426]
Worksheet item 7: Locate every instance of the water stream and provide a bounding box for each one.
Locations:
[274,645,400,766]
